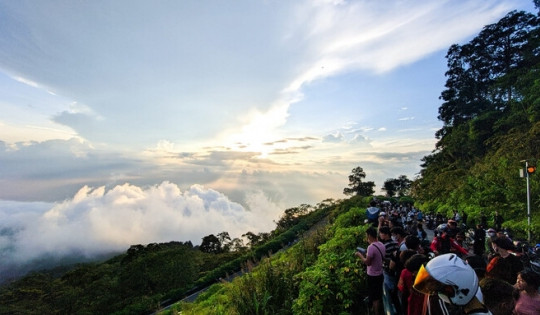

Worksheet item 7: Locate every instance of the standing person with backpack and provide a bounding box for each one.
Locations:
[366,200,380,226]
[356,227,386,315]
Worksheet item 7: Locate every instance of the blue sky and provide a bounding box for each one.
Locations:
[0,0,536,262]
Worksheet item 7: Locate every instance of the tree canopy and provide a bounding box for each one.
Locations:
[413,9,540,238]
[343,166,376,196]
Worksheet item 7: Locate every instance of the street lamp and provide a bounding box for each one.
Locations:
[521,160,534,242]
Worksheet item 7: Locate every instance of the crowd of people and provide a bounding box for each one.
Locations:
[355,200,540,315]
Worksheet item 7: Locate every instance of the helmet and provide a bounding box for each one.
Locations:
[413,254,478,306]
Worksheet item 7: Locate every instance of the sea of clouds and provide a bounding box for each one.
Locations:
[0,181,282,282]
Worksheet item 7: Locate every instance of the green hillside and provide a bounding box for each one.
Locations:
[411,9,540,238]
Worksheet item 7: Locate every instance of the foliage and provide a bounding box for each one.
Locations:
[413,10,540,239]
[343,166,376,196]
[292,206,369,314]
[382,175,412,197]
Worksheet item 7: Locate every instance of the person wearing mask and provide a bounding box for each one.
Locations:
[514,270,540,314]
[485,237,523,285]
[356,226,385,315]
[391,227,408,252]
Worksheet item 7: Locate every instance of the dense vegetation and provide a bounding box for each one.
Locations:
[1,6,539,315]
[412,9,540,239]
[0,200,335,315]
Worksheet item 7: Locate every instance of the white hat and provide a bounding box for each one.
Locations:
[379,212,386,216]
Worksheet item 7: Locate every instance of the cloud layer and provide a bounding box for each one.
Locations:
[0,182,281,265]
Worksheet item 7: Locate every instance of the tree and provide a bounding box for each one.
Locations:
[395,175,412,197]
[382,179,398,197]
[382,175,412,197]
[242,231,261,248]
[199,234,221,253]
[343,166,375,196]
[217,231,231,252]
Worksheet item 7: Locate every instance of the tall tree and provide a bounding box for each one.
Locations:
[383,175,412,197]
[199,234,221,253]
[343,166,375,196]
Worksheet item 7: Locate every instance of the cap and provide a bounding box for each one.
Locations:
[379,212,386,216]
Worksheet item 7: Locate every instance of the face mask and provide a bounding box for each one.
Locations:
[391,235,398,242]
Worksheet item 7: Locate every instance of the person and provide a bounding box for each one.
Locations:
[473,224,486,256]
[405,220,417,237]
[466,255,487,280]
[390,227,409,283]
[397,253,428,315]
[480,277,518,315]
[377,211,388,229]
[378,226,401,313]
[462,211,468,226]
[493,211,504,231]
[453,210,461,223]
[455,232,468,252]
[391,227,408,252]
[430,229,468,257]
[417,209,424,222]
[397,249,417,313]
[356,226,385,315]
[480,212,488,229]
[417,223,427,241]
[486,228,498,259]
[413,253,491,314]
[514,270,540,314]
[445,219,460,239]
[366,200,380,226]
[404,235,422,253]
[485,237,523,285]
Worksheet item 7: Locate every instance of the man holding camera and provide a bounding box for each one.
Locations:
[356,226,386,315]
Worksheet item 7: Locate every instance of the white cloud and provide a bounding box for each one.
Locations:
[323,132,344,143]
[0,1,522,147]
[399,117,415,121]
[1,182,280,264]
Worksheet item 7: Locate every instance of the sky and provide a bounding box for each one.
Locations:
[0,0,536,267]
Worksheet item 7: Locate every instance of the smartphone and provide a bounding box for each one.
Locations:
[356,247,366,254]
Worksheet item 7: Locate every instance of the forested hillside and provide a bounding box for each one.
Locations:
[0,199,336,314]
[411,9,540,238]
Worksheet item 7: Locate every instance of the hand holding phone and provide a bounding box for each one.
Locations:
[356,247,366,254]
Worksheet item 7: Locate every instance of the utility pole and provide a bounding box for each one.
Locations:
[521,160,535,242]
